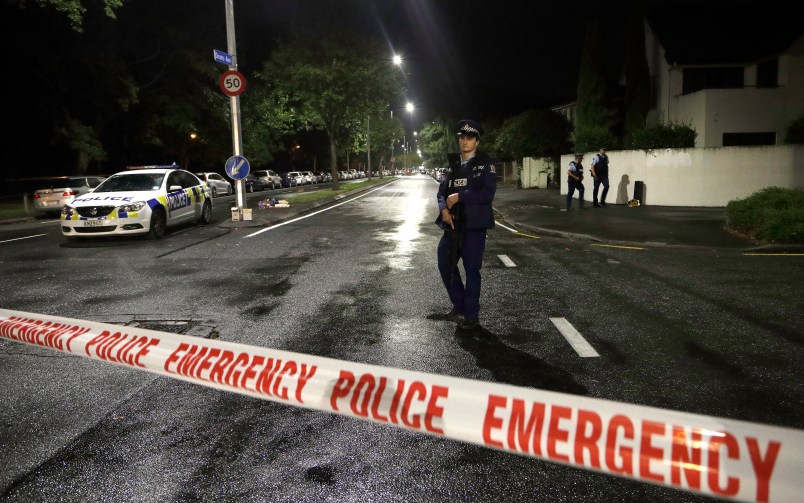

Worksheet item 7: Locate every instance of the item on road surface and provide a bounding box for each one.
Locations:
[258,198,290,209]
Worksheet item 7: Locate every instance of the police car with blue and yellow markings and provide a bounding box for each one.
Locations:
[61,166,213,240]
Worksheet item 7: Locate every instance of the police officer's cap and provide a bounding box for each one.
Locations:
[456,119,484,139]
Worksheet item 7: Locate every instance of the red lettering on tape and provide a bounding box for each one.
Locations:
[329,371,447,435]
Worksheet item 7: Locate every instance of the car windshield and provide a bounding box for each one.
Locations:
[96,173,165,192]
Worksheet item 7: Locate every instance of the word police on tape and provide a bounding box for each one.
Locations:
[0,308,802,503]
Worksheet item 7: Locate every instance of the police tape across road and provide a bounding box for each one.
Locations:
[1,309,801,503]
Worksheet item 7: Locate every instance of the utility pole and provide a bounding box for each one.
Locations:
[225,0,246,212]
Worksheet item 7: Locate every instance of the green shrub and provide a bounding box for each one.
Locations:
[726,187,804,243]
[629,121,697,149]
[573,125,617,153]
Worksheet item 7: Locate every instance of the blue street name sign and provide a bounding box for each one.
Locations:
[214,49,233,66]
[225,155,250,180]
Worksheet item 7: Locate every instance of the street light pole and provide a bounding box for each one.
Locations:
[403,135,408,175]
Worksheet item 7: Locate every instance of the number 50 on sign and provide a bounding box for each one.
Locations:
[219,70,246,97]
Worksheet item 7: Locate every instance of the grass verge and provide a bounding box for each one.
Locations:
[0,197,30,220]
[272,178,392,204]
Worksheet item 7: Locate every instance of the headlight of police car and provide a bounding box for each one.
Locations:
[61,205,75,218]
[119,201,147,213]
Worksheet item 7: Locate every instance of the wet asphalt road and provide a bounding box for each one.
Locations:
[0,176,801,502]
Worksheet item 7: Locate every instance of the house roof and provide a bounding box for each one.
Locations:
[646,1,803,65]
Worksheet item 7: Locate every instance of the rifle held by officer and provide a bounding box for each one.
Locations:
[448,202,464,286]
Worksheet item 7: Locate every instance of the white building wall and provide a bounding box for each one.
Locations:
[520,157,552,188]
[560,145,804,207]
[643,22,804,148]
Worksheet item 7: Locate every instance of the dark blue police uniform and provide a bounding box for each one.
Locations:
[436,133,496,327]
[567,155,585,209]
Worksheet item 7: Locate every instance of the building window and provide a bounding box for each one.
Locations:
[722,132,776,146]
[682,67,744,94]
[757,58,778,88]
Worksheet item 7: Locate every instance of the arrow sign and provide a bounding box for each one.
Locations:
[213,49,233,66]
[225,155,250,180]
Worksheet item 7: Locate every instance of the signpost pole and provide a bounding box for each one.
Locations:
[225,0,245,213]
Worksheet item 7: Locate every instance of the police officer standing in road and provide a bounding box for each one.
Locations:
[566,153,585,210]
[436,119,496,330]
[591,147,610,207]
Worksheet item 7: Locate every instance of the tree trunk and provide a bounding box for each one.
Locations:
[328,134,340,186]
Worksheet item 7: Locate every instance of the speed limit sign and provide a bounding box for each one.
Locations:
[219,70,246,97]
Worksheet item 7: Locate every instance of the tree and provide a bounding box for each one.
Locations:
[622,1,651,146]
[257,35,405,183]
[419,119,456,169]
[4,1,235,175]
[349,115,405,176]
[10,0,123,31]
[575,19,616,152]
[492,109,573,161]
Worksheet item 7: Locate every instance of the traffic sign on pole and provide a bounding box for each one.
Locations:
[213,49,233,66]
[225,155,250,180]
[219,70,246,97]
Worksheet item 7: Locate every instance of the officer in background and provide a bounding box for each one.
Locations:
[435,119,497,330]
[591,147,610,207]
[566,153,585,210]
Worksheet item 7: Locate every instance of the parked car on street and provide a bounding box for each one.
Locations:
[195,172,232,197]
[244,173,270,193]
[251,169,282,189]
[61,166,212,240]
[32,176,106,216]
[301,171,318,184]
[316,171,332,183]
[286,171,305,186]
[279,172,299,188]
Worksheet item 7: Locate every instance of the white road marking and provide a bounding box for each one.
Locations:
[549,317,600,358]
[244,183,394,238]
[498,254,516,267]
[0,234,46,244]
[494,220,518,232]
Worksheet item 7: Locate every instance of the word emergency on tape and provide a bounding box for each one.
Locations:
[1,308,802,503]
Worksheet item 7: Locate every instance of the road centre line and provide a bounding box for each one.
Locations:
[590,243,645,250]
[497,255,516,267]
[549,317,600,358]
[743,252,804,257]
[244,184,394,238]
[0,234,46,244]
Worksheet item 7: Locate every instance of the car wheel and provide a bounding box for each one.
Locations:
[198,200,212,224]
[146,207,167,240]
[227,185,233,196]
[211,186,218,198]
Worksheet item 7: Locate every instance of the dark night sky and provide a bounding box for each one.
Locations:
[224,0,782,129]
[2,0,794,181]
[227,0,636,125]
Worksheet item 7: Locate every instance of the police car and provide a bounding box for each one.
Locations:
[60,166,213,240]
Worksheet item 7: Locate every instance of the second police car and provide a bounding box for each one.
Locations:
[60,166,213,240]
